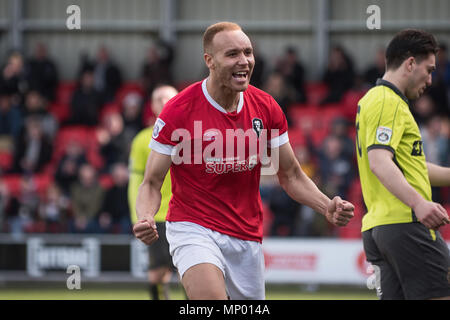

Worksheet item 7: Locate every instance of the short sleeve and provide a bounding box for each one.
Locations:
[149,102,180,155]
[366,99,405,154]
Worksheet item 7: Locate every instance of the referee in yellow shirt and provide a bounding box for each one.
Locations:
[356,29,450,300]
[129,85,178,300]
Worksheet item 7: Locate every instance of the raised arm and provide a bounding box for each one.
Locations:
[276,142,354,226]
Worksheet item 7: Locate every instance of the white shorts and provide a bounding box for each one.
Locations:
[165,221,265,300]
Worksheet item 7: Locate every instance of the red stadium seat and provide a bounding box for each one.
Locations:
[0,151,13,172]
[311,105,343,146]
[287,128,306,148]
[50,125,104,173]
[33,173,54,198]
[288,105,319,131]
[442,204,450,240]
[305,82,328,105]
[56,81,77,106]
[48,102,71,123]
[49,81,77,123]
[1,174,51,199]
[341,90,367,120]
[441,224,450,240]
[2,174,22,197]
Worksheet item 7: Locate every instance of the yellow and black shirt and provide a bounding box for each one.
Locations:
[356,79,431,232]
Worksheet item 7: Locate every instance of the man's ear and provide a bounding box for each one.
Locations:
[204,53,215,70]
[404,56,416,72]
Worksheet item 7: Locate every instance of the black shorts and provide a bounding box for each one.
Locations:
[148,222,175,271]
[363,222,450,300]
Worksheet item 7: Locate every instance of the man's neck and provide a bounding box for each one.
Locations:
[382,71,407,97]
[206,77,240,113]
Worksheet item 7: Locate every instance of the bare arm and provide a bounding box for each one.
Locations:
[427,162,450,187]
[368,148,449,229]
[133,149,172,245]
[276,143,354,226]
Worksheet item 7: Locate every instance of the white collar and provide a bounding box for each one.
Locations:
[202,78,244,114]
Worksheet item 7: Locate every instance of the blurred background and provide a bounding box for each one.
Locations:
[0,0,449,300]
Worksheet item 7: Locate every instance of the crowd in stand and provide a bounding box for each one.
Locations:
[0,39,449,238]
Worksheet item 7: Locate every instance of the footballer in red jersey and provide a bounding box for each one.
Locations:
[133,21,355,300]
[150,78,288,242]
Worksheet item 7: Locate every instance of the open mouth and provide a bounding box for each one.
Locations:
[232,71,248,80]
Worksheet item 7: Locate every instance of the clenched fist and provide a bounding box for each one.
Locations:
[133,219,159,245]
[326,196,355,227]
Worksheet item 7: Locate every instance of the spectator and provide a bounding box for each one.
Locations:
[11,175,41,234]
[68,68,103,126]
[320,45,355,105]
[268,185,299,237]
[411,94,436,128]
[38,183,70,233]
[294,144,317,180]
[0,92,23,139]
[95,162,131,234]
[263,72,295,125]
[68,163,105,233]
[54,140,88,196]
[428,43,450,117]
[364,47,385,88]
[121,92,144,140]
[0,51,28,104]
[12,116,53,174]
[435,43,450,88]
[140,40,174,97]
[421,115,449,166]
[0,181,19,233]
[292,145,329,237]
[25,42,59,102]
[249,44,266,89]
[275,46,307,103]
[421,115,449,203]
[93,46,123,103]
[318,135,354,200]
[329,117,354,161]
[97,112,131,171]
[22,90,58,139]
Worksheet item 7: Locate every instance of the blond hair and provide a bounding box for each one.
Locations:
[202,21,242,54]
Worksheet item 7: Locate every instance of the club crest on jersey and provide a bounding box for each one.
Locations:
[152,118,166,139]
[376,126,392,144]
[252,118,264,138]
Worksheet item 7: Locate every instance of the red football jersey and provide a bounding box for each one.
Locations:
[150,79,289,242]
